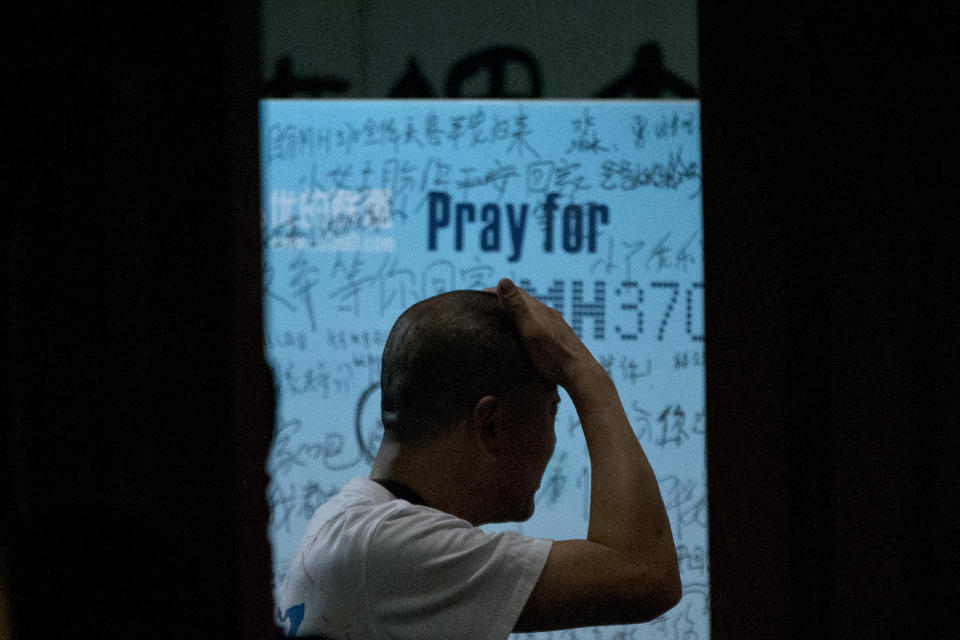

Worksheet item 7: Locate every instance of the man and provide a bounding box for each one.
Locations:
[277,278,681,638]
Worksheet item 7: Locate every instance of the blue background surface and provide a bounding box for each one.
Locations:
[261,99,708,639]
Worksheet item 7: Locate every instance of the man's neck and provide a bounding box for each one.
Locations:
[369,434,490,525]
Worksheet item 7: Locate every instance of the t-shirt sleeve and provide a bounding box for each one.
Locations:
[364,505,553,640]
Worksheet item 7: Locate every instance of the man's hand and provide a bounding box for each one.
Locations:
[493,278,603,390]
[489,277,681,631]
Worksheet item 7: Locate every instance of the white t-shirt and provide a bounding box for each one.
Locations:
[276,477,553,639]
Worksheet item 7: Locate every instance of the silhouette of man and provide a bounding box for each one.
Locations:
[277,278,680,638]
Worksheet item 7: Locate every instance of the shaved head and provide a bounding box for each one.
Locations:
[380,290,545,445]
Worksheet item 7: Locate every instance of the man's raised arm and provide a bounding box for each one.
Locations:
[495,278,682,632]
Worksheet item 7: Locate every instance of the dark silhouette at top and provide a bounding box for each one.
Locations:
[445,46,543,98]
[388,57,437,98]
[264,56,350,98]
[595,44,699,98]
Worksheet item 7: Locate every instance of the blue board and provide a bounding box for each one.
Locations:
[261,99,708,639]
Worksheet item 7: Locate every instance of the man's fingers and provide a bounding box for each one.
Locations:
[495,278,526,316]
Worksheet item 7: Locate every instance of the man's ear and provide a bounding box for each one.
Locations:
[469,395,506,458]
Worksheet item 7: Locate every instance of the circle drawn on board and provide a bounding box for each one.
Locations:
[355,382,383,463]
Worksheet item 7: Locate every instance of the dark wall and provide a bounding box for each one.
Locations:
[700,3,958,638]
[3,4,274,638]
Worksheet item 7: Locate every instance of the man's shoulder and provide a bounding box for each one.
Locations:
[279,477,553,639]
[303,477,397,539]
[298,478,463,556]
[309,478,537,571]
[276,479,403,629]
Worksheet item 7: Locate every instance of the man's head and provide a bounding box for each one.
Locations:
[381,289,544,443]
[379,289,558,522]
